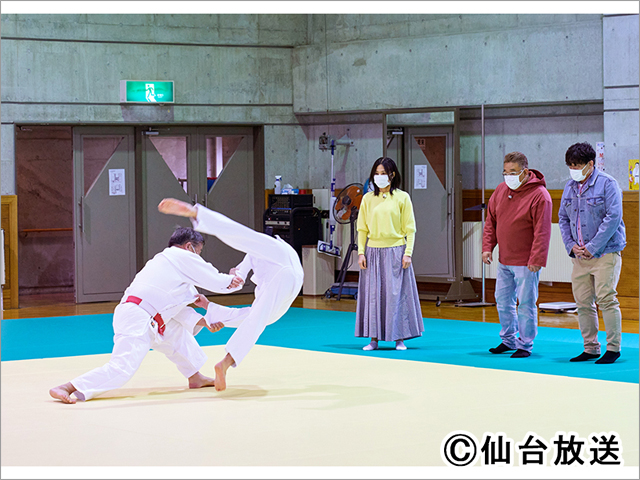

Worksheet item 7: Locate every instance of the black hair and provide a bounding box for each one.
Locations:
[565,142,596,167]
[168,227,205,248]
[369,157,401,196]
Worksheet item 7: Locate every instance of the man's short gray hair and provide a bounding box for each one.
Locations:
[504,151,528,169]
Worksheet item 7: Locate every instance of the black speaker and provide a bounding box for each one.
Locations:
[264,195,321,259]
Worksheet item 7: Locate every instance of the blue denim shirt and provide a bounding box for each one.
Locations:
[558,168,626,258]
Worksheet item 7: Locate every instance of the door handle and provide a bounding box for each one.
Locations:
[78,198,84,233]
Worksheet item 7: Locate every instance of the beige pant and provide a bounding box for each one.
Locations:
[571,252,622,354]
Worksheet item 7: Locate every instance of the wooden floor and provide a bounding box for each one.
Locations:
[3,292,638,334]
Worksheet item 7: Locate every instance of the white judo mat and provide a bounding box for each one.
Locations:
[1,344,638,478]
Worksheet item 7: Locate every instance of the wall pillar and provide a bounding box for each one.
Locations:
[603,14,640,189]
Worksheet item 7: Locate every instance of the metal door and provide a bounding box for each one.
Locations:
[140,127,256,293]
[405,126,455,278]
[139,128,195,264]
[386,129,403,174]
[73,127,136,302]
[197,128,255,290]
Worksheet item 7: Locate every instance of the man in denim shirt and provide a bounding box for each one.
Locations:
[559,142,627,364]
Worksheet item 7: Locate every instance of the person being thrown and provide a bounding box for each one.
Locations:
[49,227,243,404]
[158,198,304,392]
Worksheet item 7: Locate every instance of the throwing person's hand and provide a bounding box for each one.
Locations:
[194,294,210,309]
[228,275,244,289]
[206,321,225,333]
[196,317,224,333]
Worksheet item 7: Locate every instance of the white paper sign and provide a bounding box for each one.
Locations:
[414,165,427,189]
[109,169,125,196]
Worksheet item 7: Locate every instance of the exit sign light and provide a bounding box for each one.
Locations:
[120,80,174,103]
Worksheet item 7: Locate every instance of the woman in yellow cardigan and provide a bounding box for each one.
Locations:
[356,157,424,350]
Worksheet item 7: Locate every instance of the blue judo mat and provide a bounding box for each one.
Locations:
[1,307,638,384]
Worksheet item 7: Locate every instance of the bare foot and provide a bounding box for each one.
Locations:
[158,198,197,218]
[214,354,236,392]
[49,382,77,404]
[188,371,216,389]
[214,362,227,392]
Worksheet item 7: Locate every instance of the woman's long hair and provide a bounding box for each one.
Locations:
[368,157,401,196]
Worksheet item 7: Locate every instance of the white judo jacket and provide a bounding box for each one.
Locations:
[121,246,241,335]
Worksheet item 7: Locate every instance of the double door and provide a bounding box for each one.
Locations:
[74,126,256,303]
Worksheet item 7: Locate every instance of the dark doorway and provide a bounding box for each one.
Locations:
[15,126,75,298]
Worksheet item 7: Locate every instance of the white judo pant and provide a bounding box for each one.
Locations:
[70,303,207,401]
[194,207,304,367]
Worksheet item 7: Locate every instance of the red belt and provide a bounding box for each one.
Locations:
[125,296,166,335]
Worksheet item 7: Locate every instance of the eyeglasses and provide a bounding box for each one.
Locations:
[502,169,524,176]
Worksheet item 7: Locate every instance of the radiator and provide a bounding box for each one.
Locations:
[462,222,573,283]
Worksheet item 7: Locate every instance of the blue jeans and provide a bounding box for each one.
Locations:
[494,262,540,352]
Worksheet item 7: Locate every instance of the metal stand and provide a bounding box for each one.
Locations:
[332,220,359,300]
[317,133,353,258]
[456,104,495,308]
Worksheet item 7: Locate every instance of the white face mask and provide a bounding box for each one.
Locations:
[374,174,390,189]
[569,164,590,182]
[504,170,525,190]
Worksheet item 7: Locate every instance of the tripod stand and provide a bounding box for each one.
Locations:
[334,218,359,301]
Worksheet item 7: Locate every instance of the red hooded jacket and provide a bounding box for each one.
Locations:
[482,169,552,267]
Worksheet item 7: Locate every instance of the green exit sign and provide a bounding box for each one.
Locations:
[120,80,174,103]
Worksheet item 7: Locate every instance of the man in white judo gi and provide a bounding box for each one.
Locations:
[158,198,304,391]
[49,227,243,404]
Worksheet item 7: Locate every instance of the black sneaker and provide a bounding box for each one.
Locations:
[569,352,600,362]
[595,351,621,364]
[489,343,516,354]
[511,349,531,358]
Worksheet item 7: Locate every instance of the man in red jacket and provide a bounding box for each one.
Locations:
[482,152,552,358]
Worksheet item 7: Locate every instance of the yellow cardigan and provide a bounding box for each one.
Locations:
[356,189,417,256]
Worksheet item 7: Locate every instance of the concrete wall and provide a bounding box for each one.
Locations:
[3,14,637,195]
[0,14,308,46]
[293,15,603,113]
[288,14,637,192]
[265,121,385,191]
[459,104,605,190]
[0,39,295,124]
[2,13,638,219]
[1,13,307,195]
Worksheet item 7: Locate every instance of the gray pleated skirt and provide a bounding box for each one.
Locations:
[355,244,424,342]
